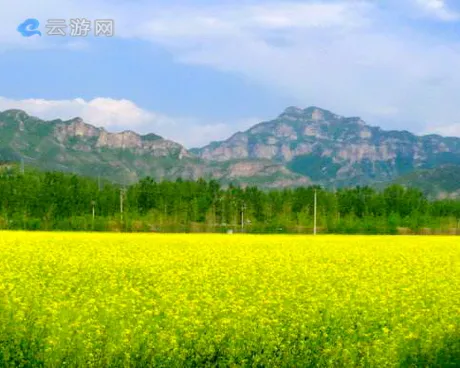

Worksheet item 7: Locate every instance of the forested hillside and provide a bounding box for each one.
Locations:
[1,164,459,234]
[3,108,460,196]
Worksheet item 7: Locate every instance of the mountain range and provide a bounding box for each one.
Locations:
[1,106,459,198]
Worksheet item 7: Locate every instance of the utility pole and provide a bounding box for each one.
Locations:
[220,195,225,225]
[98,175,101,191]
[91,200,96,228]
[120,172,127,223]
[313,189,317,235]
[120,187,125,222]
[241,202,246,232]
[20,158,24,175]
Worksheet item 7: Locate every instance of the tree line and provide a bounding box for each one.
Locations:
[0,164,459,234]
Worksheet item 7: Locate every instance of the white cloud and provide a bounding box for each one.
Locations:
[0,97,160,130]
[2,1,460,139]
[0,97,259,147]
[132,2,370,38]
[118,1,460,133]
[414,0,460,21]
[423,123,460,137]
[0,1,370,49]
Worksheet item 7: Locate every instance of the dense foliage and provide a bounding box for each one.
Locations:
[1,165,460,234]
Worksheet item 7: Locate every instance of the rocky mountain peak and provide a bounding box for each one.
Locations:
[0,109,312,188]
[302,106,340,121]
[69,117,84,123]
[193,106,460,188]
[0,109,192,162]
[2,109,30,121]
[56,117,101,140]
[142,133,163,141]
[279,106,342,123]
[2,106,460,194]
[281,106,304,116]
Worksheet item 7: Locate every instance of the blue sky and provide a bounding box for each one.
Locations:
[1,0,460,147]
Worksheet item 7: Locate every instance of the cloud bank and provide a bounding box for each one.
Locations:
[0,97,258,147]
[1,0,460,139]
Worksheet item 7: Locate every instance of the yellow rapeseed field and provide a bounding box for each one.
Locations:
[0,232,459,367]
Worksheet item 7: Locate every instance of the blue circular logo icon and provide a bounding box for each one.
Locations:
[17,18,42,37]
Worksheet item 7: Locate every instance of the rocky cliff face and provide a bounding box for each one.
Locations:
[52,118,190,158]
[194,106,460,187]
[2,107,460,192]
[0,110,308,187]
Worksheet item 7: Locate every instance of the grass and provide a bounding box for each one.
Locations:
[0,232,459,367]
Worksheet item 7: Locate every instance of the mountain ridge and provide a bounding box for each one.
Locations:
[193,107,460,188]
[0,109,310,188]
[1,107,460,196]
